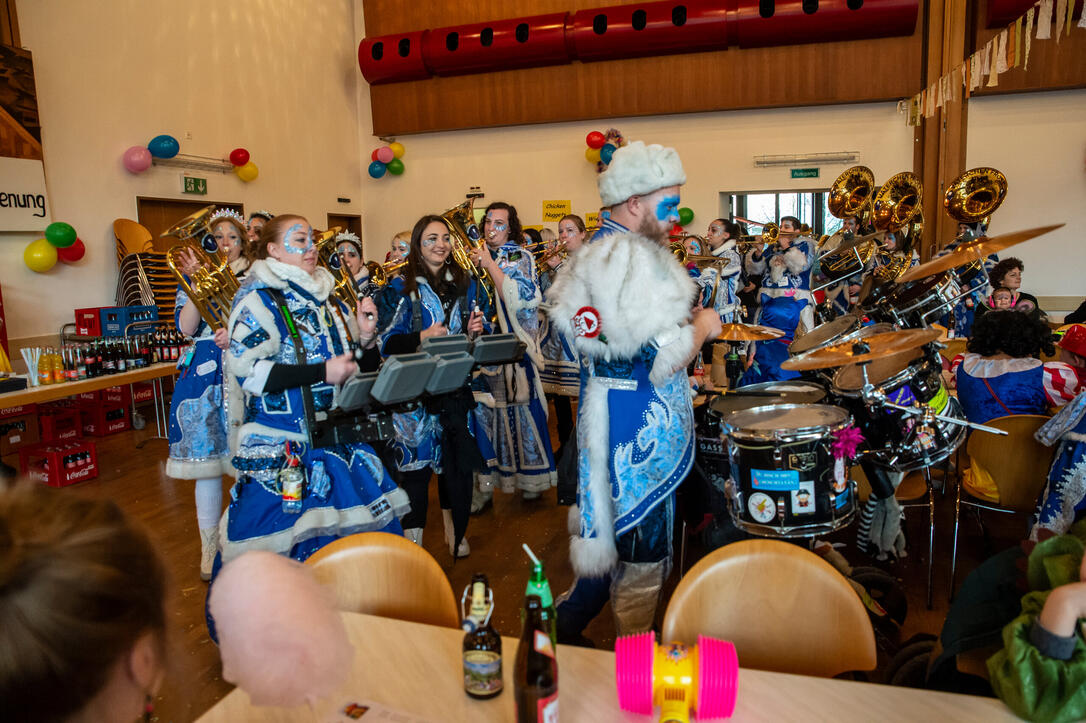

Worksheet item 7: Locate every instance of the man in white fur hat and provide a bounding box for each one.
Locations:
[547,141,722,639]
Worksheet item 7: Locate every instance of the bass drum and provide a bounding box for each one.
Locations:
[723,403,856,538]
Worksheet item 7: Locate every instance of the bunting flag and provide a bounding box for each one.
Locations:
[1013,17,1022,66]
[1080,1,1086,27]
[996,29,1010,73]
[1038,0,1053,38]
[1025,7,1035,69]
[1055,0,1066,40]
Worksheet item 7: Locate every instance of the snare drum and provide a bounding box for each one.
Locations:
[831,348,966,471]
[723,404,856,538]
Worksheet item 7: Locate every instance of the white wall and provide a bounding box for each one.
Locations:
[4,0,363,340]
[966,89,1086,299]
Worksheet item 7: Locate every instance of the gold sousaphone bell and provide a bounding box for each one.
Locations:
[163,205,241,330]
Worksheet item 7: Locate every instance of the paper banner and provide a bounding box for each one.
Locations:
[1056,0,1066,39]
[1080,1,1086,27]
[970,51,982,90]
[982,40,992,75]
[996,30,1009,73]
[1025,7,1035,68]
[1067,0,1077,33]
[1013,17,1022,67]
[541,200,571,222]
[986,39,999,87]
[936,77,944,108]
[1038,0,1053,38]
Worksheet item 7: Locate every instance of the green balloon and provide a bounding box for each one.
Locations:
[386,158,405,176]
[45,221,77,248]
[677,207,694,226]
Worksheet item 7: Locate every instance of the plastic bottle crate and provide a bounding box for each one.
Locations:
[38,402,83,441]
[75,307,107,336]
[19,439,98,487]
[79,402,131,437]
[99,305,158,337]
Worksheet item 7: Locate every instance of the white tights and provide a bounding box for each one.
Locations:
[194,477,223,530]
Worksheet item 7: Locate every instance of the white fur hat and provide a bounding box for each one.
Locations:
[597,141,686,207]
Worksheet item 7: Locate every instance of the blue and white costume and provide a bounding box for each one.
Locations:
[938,233,996,338]
[695,239,743,325]
[746,236,817,332]
[221,258,407,564]
[472,243,557,494]
[953,354,1080,424]
[539,258,580,397]
[166,284,233,480]
[1033,393,1086,539]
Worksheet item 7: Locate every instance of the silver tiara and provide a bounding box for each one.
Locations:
[335,230,361,245]
[210,208,246,225]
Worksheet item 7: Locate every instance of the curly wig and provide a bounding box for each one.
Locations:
[967,309,1054,359]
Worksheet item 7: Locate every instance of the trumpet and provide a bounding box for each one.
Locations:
[364,258,408,287]
[163,205,240,330]
[538,240,568,266]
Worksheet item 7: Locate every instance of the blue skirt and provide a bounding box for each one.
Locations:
[166,337,230,479]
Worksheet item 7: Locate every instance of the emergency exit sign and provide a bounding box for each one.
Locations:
[182,176,207,195]
[790,168,819,179]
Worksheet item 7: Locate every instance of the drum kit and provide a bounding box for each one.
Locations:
[697,223,1063,542]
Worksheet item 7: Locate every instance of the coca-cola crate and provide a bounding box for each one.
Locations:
[132,380,154,405]
[79,403,131,437]
[75,306,107,336]
[19,439,98,487]
[38,402,83,441]
[77,384,131,406]
[0,412,40,455]
[0,402,36,420]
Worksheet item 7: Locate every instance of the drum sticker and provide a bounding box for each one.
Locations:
[788,452,817,471]
[748,492,776,524]
[833,457,847,493]
[751,469,800,491]
[791,481,816,515]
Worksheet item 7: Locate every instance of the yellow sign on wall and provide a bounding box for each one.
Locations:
[585,212,600,227]
[542,200,571,223]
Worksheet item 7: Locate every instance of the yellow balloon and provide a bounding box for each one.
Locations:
[585,147,601,163]
[24,238,58,273]
[389,142,405,159]
[235,161,259,182]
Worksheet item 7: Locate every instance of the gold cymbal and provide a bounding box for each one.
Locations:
[896,224,1064,284]
[820,230,886,258]
[780,328,940,371]
[716,323,785,342]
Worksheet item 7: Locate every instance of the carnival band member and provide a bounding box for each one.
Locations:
[549,141,723,638]
[378,215,487,558]
[741,216,815,385]
[374,231,411,330]
[220,215,408,567]
[246,209,273,243]
[938,220,996,337]
[697,218,743,324]
[333,230,376,297]
[387,230,411,263]
[167,208,252,580]
[467,202,557,509]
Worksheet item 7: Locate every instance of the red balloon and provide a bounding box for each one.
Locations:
[671,223,684,235]
[229,148,250,167]
[58,238,86,263]
[371,148,381,162]
[586,131,606,149]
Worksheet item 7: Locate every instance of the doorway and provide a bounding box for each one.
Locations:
[136,197,245,252]
[327,213,362,240]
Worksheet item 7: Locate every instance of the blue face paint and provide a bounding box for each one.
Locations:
[282,223,313,255]
[655,195,681,223]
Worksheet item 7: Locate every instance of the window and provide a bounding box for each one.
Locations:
[724,190,842,237]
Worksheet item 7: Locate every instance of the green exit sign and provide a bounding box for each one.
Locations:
[182,176,207,195]
[791,168,820,179]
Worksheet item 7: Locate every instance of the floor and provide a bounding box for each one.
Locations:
[5,402,1026,722]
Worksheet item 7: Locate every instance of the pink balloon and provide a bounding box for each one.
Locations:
[375,146,394,164]
[123,145,152,173]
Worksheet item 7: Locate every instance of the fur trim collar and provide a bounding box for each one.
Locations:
[712,239,737,255]
[249,259,336,301]
[960,352,1042,378]
[547,231,696,362]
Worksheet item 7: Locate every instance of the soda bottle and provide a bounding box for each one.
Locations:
[462,573,503,700]
[522,546,557,649]
[37,348,53,385]
[514,595,558,723]
[51,346,65,384]
[280,442,304,514]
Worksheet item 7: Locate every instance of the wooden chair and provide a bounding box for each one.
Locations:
[662,539,877,678]
[113,218,153,265]
[305,532,460,628]
[950,414,1056,598]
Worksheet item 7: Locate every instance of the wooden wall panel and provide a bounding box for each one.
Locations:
[0,0,19,48]
[0,104,39,160]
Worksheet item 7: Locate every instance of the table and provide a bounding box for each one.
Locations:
[0,362,177,441]
[197,613,1018,722]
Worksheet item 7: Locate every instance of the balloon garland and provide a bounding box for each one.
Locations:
[584,128,627,174]
[369,142,406,179]
[121,136,259,182]
[23,221,85,273]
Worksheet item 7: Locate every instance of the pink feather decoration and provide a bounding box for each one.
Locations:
[831,425,865,460]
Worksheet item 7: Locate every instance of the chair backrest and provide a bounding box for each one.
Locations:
[966,414,1055,510]
[113,218,153,264]
[305,532,460,628]
[662,539,876,678]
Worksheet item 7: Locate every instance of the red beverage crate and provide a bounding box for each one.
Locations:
[38,402,83,441]
[132,380,154,405]
[79,403,131,437]
[19,439,98,487]
[77,385,131,406]
[75,306,107,336]
[0,402,37,420]
[0,412,40,455]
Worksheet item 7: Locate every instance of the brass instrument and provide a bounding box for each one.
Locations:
[944,167,1007,229]
[670,241,734,306]
[314,227,364,338]
[827,166,875,224]
[441,198,496,314]
[870,172,924,283]
[538,240,568,266]
[163,205,240,330]
[365,258,408,287]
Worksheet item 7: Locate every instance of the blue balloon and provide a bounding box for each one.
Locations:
[368,160,387,179]
[147,134,180,159]
[600,142,616,164]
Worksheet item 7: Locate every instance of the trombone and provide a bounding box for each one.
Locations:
[163,205,240,330]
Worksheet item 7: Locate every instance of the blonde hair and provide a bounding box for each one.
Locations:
[391,231,411,249]
[540,228,556,243]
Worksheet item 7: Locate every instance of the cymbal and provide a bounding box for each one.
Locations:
[896,224,1064,284]
[716,323,785,342]
[819,230,886,258]
[781,328,940,371]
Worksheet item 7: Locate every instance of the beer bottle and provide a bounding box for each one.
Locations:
[514,595,557,723]
[462,573,503,700]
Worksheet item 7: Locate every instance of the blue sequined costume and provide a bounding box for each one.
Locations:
[472,243,557,494]
[1033,392,1086,539]
[695,240,743,325]
[539,259,580,397]
[221,259,407,564]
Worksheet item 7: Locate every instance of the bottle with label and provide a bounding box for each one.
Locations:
[515,595,558,723]
[693,351,705,387]
[75,344,88,380]
[37,348,54,385]
[170,331,181,361]
[102,341,117,374]
[462,573,503,700]
[116,340,128,373]
[51,346,65,384]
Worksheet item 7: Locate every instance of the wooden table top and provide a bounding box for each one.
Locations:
[197,612,1016,722]
[0,362,177,409]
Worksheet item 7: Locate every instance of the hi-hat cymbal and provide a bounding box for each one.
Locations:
[896,224,1064,284]
[716,323,784,342]
[781,328,940,371]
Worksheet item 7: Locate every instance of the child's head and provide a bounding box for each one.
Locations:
[992,287,1014,310]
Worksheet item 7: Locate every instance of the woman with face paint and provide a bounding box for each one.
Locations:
[378,215,488,557]
[217,215,409,572]
[467,201,557,508]
[247,210,273,244]
[333,230,376,297]
[167,209,254,580]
